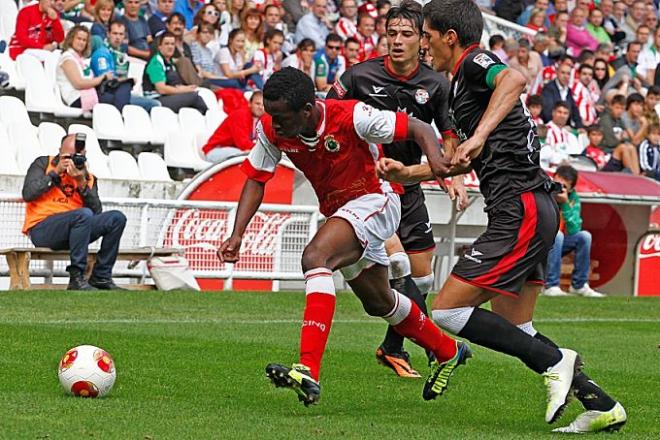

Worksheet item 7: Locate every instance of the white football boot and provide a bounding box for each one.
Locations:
[543,348,583,423]
[553,401,627,433]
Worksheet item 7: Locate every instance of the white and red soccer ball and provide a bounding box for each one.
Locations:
[58,345,116,398]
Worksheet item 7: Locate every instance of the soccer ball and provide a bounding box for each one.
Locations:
[58,345,116,398]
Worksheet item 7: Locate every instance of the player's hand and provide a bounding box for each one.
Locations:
[217,235,242,263]
[448,176,468,211]
[452,135,484,166]
[376,158,409,183]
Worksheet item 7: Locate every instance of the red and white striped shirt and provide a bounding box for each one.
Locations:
[570,80,597,126]
[335,17,357,40]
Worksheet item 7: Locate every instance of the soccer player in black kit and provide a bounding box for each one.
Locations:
[378,0,626,433]
[327,0,468,378]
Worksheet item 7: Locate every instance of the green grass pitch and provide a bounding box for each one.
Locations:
[0,290,658,439]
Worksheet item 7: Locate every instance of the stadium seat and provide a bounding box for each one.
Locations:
[38,121,67,155]
[244,91,253,101]
[126,56,146,95]
[8,123,44,170]
[0,51,24,90]
[108,150,141,180]
[86,152,112,179]
[68,124,107,158]
[0,95,32,127]
[0,0,17,41]
[150,106,179,144]
[43,51,89,118]
[0,121,21,174]
[205,109,227,134]
[138,152,172,181]
[164,130,212,171]
[178,107,206,136]
[197,87,219,112]
[122,105,153,145]
[93,103,125,142]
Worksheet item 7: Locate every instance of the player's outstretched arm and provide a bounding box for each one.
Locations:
[217,178,266,263]
[453,67,527,166]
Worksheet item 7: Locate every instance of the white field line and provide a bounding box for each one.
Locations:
[0,318,658,325]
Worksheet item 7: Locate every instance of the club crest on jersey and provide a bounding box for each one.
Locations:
[415,89,429,104]
[324,135,340,153]
[473,53,496,69]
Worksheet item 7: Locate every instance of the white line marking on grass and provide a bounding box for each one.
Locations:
[1,318,659,325]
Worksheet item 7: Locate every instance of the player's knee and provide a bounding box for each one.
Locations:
[388,252,411,279]
[361,297,393,317]
[431,306,475,334]
[301,244,330,272]
[412,273,434,296]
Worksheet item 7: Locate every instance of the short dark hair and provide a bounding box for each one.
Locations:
[517,38,531,50]
[423,0,483,47]
[489,34,504,49]
[577,49,594,64]
[345,36,360,47]
[158,31,176,45]
[648,123,660,133]
[249,90,263,102]
[357,13,375,26]
[647,85,660,96]
[527,94,543,107]
[578,64,594,74]
[108,19,125,32]
[263,28,284,44]
[167,12,185,25]
[385,0,422,35]
[553,100,570,112]
[326,33,343,45]
[556,164,578,187]
[263,67,315,112]
[626,40,642,52]
[586,125,603,135]
[610,94,626,106]
[626,92,644,109]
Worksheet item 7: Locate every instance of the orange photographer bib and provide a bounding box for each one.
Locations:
[22,156,95,234]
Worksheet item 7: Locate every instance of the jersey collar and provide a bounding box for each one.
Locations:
[297,100,326,149]
[384,55,420,81]
[451,43,480,77]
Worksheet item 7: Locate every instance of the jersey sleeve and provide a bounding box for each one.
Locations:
[462,50,507,90]
[432,75,454,136]
[239,119,282,183]
[352,102,408,144]
[328,67,354,99]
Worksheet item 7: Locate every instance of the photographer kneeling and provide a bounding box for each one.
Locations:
[21,134,127,290]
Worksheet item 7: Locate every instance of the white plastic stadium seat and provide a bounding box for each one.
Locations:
[86,153,112,179]
[108,150,141,180]
[93,103,125,142]
[205,109,227,135]
[164,130,212,171]
[68,124,107,158]
[0,51,25,90]
[0,0,18,40]
[150,106,179,144]
[138,152,172,181]
[126,56,146,95]
[8,123,44,170]
[197,87,219,112]
[121,104,153,144]
[0,95,32,126]
[0,122,21,175]
[178,107,206,136]
[38,122,67,155]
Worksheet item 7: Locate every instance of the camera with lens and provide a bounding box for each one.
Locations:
[72,133,87,170]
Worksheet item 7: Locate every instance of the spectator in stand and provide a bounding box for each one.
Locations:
[202,91,264,162]
[90,20,161,112]
[190,23,230,88]
[548,10,569,48]
[213,0,232,47]
[375,14,387,39]
[584,125,612,169]
[586,7,611,44]
[149,0,175,39]
[59,0,94,24]
[355,13,377,61]
[56,25,131,112]
[643,5,658,31]
[143,32,208,113]
[541,61,583,128]
[241,8,264,62]
[372,34,388,58]
[508,38,543,86]
[253,28,285,85]
[263,4,294,54]
[343,36,361,68]
[527,94,544,126]
[525,8,548,35]
[165,13,194,61]
[184,3,223,57]
[294,0,331,49]
[517,0,551,28]
[598,94,641,174]
[639,123,660,180]
[622,0,646,43]
[643,85,660,127]
[9,0,64,61]
[622,92,649,146]
[572,63,599,125]
[637,26,660,86]
[532,31,552,67]
[604,1,628,48]
[493,0,524,23]
[21,134,127,291]
[594,42,615,66]
[635,24,651,50]
[488,34,507,63]
[214,29,263,90]
[119,0,153,61]
[283,38,316,80]
[376,0,391,17]
[230,0,248,29]
[174,0,203,30]
[336,0,358,40]
[282,0,304,34]
[90,0,115,40]
[543,165,605,297]
[593,57,611,91]
[600,41,644,102]
[541,101,583,169]
[566,7,599,58]
[314,34,346,92]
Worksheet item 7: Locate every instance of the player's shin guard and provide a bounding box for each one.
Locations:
[299,268,336,381]
[383,290,457,362]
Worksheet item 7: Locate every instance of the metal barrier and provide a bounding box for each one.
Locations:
[0,195,319,289]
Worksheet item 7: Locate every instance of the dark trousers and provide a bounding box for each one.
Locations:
[158,92,208,114]
[71,81,132,111]
[29,208,127,279]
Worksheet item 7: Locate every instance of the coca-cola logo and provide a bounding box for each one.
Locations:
[163,209,293,270]
[640,234,660,258]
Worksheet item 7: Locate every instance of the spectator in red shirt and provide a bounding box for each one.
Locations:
[202,91,265,163]
[9,0,65,60]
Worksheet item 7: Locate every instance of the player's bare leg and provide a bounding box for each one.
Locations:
[491,284,626,433]
[431,276,582,423]
[375,236,429,378]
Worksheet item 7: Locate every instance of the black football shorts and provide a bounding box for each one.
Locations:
[451,189,559,296]
[397,185,436,254]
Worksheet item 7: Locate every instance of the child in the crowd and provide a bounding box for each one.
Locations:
[583,125,610,169]
[252,28,284,85]
[527,94,544,126]
[639,123,660,181]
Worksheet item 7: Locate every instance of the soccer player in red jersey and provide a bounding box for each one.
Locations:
[217,67,471,406]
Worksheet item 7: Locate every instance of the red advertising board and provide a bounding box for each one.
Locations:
[635,232,660,296]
